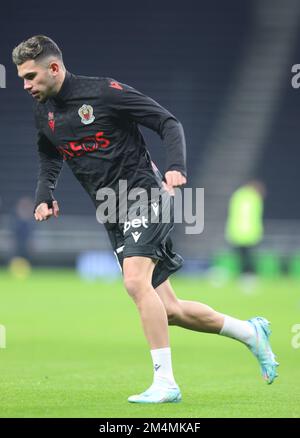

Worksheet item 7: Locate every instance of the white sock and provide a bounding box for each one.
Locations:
[219,315,255,345]
[150,347,177,387]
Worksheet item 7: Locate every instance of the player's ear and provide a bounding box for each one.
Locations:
[49,61,59,75]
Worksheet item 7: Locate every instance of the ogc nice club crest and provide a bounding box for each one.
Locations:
[78,104,95,125]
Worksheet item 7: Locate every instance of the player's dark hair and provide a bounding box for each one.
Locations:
[12,35,63,66]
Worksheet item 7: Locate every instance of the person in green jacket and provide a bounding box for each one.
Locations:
[226,181,266,274]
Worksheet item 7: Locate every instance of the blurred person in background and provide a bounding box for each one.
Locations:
[9,196,34,278]
[12,35,278,404]
[12,196,35,260]
[226,180,266,276]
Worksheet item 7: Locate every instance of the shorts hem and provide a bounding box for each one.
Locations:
[123,245,163,260]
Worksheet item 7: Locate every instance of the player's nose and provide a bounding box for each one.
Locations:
[24,80,32,91]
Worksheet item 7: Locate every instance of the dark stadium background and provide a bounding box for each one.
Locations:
[0,0,300,269]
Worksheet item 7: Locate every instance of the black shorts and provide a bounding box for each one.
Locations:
[106,190,184,288]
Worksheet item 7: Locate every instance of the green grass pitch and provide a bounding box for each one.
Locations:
[0,270,299,418]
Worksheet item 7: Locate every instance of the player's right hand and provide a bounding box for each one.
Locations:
[34,201,59,221]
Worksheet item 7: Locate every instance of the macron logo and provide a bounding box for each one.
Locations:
[109,81,123,90]
[131,231,142,243]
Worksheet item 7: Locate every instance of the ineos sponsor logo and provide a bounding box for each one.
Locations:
[58,131,110,160]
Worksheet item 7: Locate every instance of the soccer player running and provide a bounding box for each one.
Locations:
[12,35,278,404]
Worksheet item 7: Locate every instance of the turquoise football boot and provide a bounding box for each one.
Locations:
[247,317,279,384]
[128,384,182,404]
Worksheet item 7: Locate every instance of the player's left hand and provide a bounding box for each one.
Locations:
[163,170,187,195]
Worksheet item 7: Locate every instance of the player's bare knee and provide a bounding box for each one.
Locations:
[123,275,150,301]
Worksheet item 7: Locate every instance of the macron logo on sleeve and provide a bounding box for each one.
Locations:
[109,80,123,90]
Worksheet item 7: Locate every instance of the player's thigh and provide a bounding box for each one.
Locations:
[123,256,156,294]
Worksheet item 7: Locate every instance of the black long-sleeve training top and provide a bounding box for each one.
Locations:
[34,71,187,220]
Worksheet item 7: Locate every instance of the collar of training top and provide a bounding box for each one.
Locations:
[51,70,74,106]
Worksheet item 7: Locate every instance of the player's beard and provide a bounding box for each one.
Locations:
[37,82,56,103]
[37,93,48,103]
